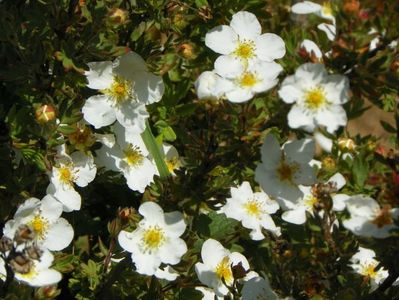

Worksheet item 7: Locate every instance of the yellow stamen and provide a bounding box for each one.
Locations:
[142,226,165,250]
[215,256,233,285]
[165,158,178,173]
[58,165,76,186]
[361,262,378,279]
[304,87,327,110]
[243,199,263,218]
[239,72,258,88]
[322,2,333,17]
[102,76,134,104]
[234,41,255,60]
[276,160,299,184]
[304,194,318,211]
[28,216,49,240]
[124,144,144,167]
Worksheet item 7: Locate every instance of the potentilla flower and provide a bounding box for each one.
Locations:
[291,1,336,41]
[281,173,348,224]
[205,11,285,72]
[278,63,350,133]
[222,60,283,103]
[241,273,279,300]
[82,51,164,131]
[162,143,183,176]
[219,181,280,240]
[255,134,316,204]
[195,71,234,100]
[3,195,74,251]
[95,123,157,192]
[195,238,250,297]
[350,247,389,292]
[13,249,62,287]
[47,146,97,212]
[343,195,398,238]
[118,202,187,278]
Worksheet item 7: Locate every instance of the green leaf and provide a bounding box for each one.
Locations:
[179,288,202,300]
[353,155,369,188]
[141,120,170,178]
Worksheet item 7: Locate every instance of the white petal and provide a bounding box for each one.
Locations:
[259,134,281,170]
[205,25,238,54]
[317,23,336,41]
[314,131,333,153]
[16,269,62,287]
[14,198,40,218]
[291,1,322,14]
[164,211,186,237]
[138,202,164,224]
[332,193,351,211]
[315,105,347,133]
[242,276,278,300]
[158,238,187,265]
[113,51,148,76]
[44,218,74,251]
[115,102,149,132]
[255,33,286,61]
[214,55,244,79]
[95,133,115,148]
[201,239,229,268]
[82,95,115,129]
[252,78,279,94]
[154,266,179,281]
[40,195,63,222]
[225,87,254,103]
[284,138,315,164]
[229,252,250,271]
[328,173,346,190]
[295,63,327,86]
[300,39,323,58]
[230,11,261,40]
[133,72,165,104]
[345,195,380,217]
[323,75,350,105]
[124,158,157,192]
[49,184,81,212]
[282,208,307,224]
[132,251,162,276]
[85,61,113,90]
[71,152,97,187]
[287,105,316,132]
[195,263,222,295]
[95,144,123,172]
[278,83,302,104]
[118,230,137,253]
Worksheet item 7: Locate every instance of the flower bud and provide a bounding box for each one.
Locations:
[68,125,96,151]
[0,236,13,253]
[322,156,336,172]
[108,8,129,25]
[338,138,356,152]
[35,104,56,124]
[177,43,196,60]
[107,218,122,238]
[36,285,60,299]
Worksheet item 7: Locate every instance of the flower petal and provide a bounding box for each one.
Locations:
[85,61,114,90]
[315,105,347,133]
[205,25,238,55]
[230,11,261,40]
[45,218,74,251]
[214,55,244,79]
[291,1,322,14]
[287,105,316,132]
[82,95,116,129]
[255,33,286,61]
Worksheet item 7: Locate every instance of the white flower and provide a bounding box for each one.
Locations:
[83,51,164,131]
[291,1,336,40]
[3,195,74,251]
[222,60,283,103]
[219,181,280,240]
[118,202,187,278]
[350,247,389,292]
[13,249,62,287]
[279,63,350,133]
[242,274,278,300]
[281,173,348,224]
[47,146,97,212]
[196,286,224,300]
[255,134,316,204]
[0,257,6,282]
[195,71,234,100]
[96,123,157,192]
[161,143,184,176]
[343,195,398,238]
[205,11,285,71]
[195,238,250,297]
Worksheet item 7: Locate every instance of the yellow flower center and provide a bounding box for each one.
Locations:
[234,41,256,60]
[372,205,393,228]
[102,76,134,104]
[239,72,258,88]
[18,265,37,279]
[243,199,263,218]
[322,2,333,16]
[304,194,318,211]
[215,256,233,285]
[142,226,165,250]
[165,157,179,173]
[276,160,299,184]
[304,87,327,110]
[58,165,76,186]
[124,144,144,167]
[360,262,378,279]
[28,216,49,240]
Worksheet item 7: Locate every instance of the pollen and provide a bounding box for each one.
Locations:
[102,76,134,104]
[361,262,378,279]
[215,256,233,285]
[142,226,165,250]
[304,87,327,110]
[239,72,258,88]
[234,40,256,60]
[29,216,49,240]
[276,160,298,183]
[165,157,178,173]
[58,165,76,186]
[322,2,333,17]
[124,144,144,167]
[243,199,263,218]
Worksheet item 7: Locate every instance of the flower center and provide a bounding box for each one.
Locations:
[234,40,256,60]
[322,2,333,17]
[18,265,37,279]
[360,262,378,279]
[215,256,233,285]
[243,199,263,218]
[28,216,49,240]
[103,76,134,104]
[165,157,179,173]
[304,87,327,110]
[69,126,96,150]
[304,194,318,211]
[142,226,165,251]
[372,205,393,228]
[58,165,76,186]
[124,144,144,167]
[276,160,299,183]
[239,72,258,88]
